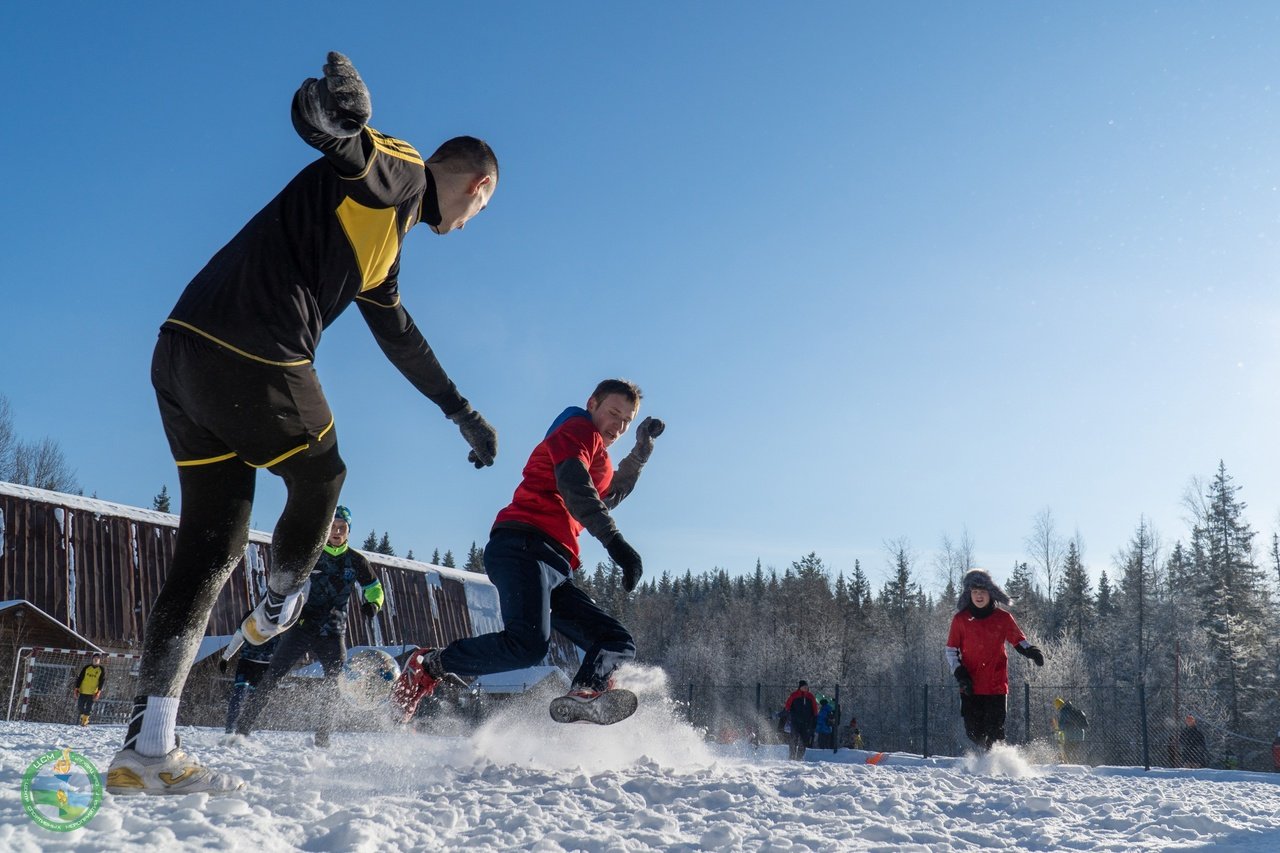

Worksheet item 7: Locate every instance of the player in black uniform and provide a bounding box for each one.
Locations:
[221,635,279,736]
[233,506,382,747]
[108,52,499,796]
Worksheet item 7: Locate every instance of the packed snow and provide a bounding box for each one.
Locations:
[2,668,1279,852]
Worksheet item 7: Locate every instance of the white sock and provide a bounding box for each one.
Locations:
[134,696,179,757]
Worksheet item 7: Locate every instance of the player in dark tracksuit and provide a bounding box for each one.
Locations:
[111,51,499,795]
[234,507,382,746]
[392,379,665,722]
[222,635,278,734]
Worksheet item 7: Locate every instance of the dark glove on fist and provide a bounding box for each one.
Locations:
[1016,645,1045,666]
[606,533,643,592]
[361,601,379,621]
[449,405,497,468]
[300,50,372,137]
[954,664,974,695]
[630,417,665,463]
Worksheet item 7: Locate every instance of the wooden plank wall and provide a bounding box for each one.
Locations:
[0,485,579,668]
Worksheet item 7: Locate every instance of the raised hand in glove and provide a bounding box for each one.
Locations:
[449,405,497,468]
[606,533,644,592]
[1015,644,1045,666]
[361,601,379,621]
[299,51,372,137]
[630,417,665,463]
[954,664,974,695]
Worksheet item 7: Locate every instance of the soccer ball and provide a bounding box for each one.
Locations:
[338,649,401,709]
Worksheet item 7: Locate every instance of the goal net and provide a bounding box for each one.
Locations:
[8,647,142,725]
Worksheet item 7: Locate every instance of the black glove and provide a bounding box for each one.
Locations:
[954,664,974,695]
[449,405,497,468]
[606,533,643,592]
[630,417,665,463]
[299,51,372,138]
[1016,645,1045,666]
[218,657,229,674]
[361,601,379,621]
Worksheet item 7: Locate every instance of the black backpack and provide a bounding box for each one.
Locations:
[1063,704,1089,729]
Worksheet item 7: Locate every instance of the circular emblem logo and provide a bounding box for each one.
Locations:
[21,748,104,831]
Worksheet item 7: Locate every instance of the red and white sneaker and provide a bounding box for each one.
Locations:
[390,648,466,723]
[549,686,639,726]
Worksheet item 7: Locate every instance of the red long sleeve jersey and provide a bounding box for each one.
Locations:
[946,608,1027,695]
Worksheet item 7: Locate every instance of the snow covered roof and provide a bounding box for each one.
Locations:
[0,599,104,652]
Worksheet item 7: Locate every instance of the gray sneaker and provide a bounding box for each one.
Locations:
[106,747,244,796]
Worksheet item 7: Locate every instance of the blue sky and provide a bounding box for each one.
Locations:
[4,3,1280,593]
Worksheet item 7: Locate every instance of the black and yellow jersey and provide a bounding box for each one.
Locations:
[163,87,465,414]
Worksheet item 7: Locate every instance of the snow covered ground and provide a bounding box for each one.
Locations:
[3,669,1279,851]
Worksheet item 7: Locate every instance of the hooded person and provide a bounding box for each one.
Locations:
[944,568,1044,750]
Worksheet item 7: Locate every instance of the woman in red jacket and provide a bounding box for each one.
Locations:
[945,569,1044,750]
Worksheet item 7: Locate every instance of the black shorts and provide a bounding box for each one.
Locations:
[152,329,335,468]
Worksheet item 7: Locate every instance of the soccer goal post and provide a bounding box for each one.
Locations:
[7,647,142,724]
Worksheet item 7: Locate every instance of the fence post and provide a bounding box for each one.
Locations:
[756,682,761,715]
[1138,683,1151,770]
[688,683,695,724]
[1024,682,1031,745]
[922,684,930,758]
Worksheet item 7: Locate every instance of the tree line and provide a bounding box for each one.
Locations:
[0,394,79,493]
[575,460,1277,742]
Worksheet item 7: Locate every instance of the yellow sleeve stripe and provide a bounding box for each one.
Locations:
[368,128,423,165]
[163,320,312,367]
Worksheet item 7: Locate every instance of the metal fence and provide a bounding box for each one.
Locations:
[682,682,1280,773]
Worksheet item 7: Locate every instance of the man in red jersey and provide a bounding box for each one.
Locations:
[945,569,1045,750]
[393,379,664,724]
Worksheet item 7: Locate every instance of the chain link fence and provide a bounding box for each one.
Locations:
[682,681,1280,772]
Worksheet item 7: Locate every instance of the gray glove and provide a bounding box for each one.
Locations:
[299,51,372,138]
[630,417,665,464]
[449,405,497,468]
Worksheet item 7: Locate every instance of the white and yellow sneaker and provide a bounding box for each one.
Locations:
[105,747,244,796]
[240,584,308,646]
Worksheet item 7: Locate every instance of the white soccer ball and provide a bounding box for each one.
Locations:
[338,649,401,709]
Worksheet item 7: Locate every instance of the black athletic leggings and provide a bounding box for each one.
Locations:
[137,440,345,697]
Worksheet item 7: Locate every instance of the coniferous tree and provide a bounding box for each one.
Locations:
[430,548,441,565]
[406,549,415,561]
[376,532,395,556]
[464,541,484,574]
[1055,538,1093,644]
[152,485,171,513]
[362,530,379,551]
[441,550,455,568]
[1114,516,1159,682]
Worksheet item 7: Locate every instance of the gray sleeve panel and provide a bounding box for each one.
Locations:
[945,646,961,671]
[602,449,644,510]
[554,458,619,543]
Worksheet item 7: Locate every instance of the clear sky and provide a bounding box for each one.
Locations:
[4,3,1280,594]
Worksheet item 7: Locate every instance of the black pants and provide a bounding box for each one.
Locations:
[224,658,270,733]
[789,726,813,760]
[441,530,635,691]
[234,624,345,737]
[136,331,346,701]
[960,693,1007,749]
[75,692,96,720]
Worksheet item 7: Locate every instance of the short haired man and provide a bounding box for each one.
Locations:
[108,52,499,795]
[232,506,382,747]
[392,380,664,724]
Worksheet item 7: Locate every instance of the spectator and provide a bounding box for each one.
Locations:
[784,681,818,760]
[72,654,107,727]
[1053,696,1089,764]
[844,718,865,750]
[1178,715,1208,768]
[816,698,835,751]
[944,569,1045,751]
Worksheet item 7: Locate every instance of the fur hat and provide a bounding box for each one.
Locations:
[957,568,1011,612]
